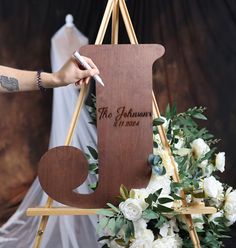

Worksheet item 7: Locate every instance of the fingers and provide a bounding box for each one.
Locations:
[80,56,99,78]
[83,56,99,71]
[79,68,99,79]
[85,77,90,85]
[75,77,91,87]
[71,55,100,83]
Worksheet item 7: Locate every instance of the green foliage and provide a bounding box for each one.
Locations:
[87,146,98,160]
[87,93,97,125]
[153,117,165,126]
[93,102,231,248]
[120,184,129,200]
[144,188,174,215]
[86,145,99,191]
[97,209,114,217]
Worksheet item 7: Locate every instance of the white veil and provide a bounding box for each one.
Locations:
[0,16,99,248]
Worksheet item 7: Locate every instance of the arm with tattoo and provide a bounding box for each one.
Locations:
[0,56,99,92]
[0,75,19,92]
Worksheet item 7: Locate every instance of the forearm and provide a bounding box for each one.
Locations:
[0,56,99,92]
[0,66,58,92]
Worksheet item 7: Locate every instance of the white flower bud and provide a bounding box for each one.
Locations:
[203,176,223,198]
[215,152,225,172]
[191,138,210,160]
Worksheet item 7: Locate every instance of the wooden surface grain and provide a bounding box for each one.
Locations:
[38,44,164,207]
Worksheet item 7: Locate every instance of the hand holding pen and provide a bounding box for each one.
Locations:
[73,51,104,86]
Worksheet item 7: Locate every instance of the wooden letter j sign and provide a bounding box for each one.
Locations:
[38,44,165,208]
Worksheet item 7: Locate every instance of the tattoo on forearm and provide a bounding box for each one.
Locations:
[0,75,19,92]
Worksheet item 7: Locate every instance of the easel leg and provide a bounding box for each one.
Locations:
[33,198,53,248]
[95,0,114,45]
[32,1,115,247]
[119,0,201,247]
[111,0,119,44]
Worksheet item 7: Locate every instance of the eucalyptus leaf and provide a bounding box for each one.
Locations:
[115,217,125,235]
[153,126,158,135]
[88,182,97,190]
[120,184,129,200]
[153,117,165,126]
[142,209,158,220]
[158,197,173,204]
[101,244,109,248]
[84,153,91,160]
[170,193,182,200]
[156,204,174,213]
[88,163,98,171]
[87,146,98,160]
[107,218,116,235]
[98,235,111,242]
[155,188,163,198]
[166,104,171,119]
[155,215,167,228]
[193,112,207,120]
[107,203,120,213]
[153,141,158,148]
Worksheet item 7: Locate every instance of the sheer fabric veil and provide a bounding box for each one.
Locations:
[0,20,99,248]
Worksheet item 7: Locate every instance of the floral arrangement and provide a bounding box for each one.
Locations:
[87,103,235,248]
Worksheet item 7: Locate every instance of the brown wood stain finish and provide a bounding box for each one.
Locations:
[38,44,165,208]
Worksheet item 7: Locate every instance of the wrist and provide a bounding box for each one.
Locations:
[36,70,47,91]
[51,72,63,87]
[39,72,61,88]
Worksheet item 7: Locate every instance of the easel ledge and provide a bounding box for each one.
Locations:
[26,206,216,216]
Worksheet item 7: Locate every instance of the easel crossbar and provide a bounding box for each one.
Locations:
[27,206,216,217]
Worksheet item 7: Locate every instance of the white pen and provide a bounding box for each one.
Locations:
[73,51,104,86]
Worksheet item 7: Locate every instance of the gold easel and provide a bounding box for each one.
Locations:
[27,1,216,247]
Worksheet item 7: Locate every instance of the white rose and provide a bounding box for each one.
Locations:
[130,189,150,210]
[152,234,182,248]
[225,213,236,226]
[208,211,223,224]
[224,190,236,215]
[215,152,225,172]
[203,176,223,199]
[119,198,142,221]
[135,228,154,242]
[133,220,154,246]
[130,238,153,248]
[191,138,210,160]
[147,174,171,195]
